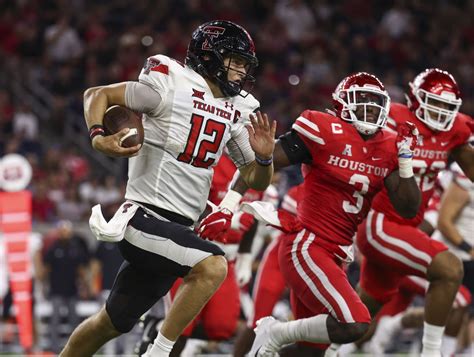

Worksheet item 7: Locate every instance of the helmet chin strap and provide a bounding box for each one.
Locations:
[353,122,379,135]
[347,108,379,135]
[215,68,241,97]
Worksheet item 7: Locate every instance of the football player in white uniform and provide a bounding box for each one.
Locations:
[60,20,276,357]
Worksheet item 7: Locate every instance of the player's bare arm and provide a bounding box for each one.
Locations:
[384,171,420,218]
[84,83,134,156]
[451,143,474,181]
[232,138,297,197]
[437,180,470,246]
[84,81,160,157]
[238,111,277,191]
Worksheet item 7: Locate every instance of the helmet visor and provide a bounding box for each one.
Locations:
[416,89,462,131]
[220,52,258,95]
[344,87,390,128]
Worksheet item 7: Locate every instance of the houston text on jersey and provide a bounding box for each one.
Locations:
[327,155,390,177]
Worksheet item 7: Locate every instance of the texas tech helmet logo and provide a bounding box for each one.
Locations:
[202,26,225,50]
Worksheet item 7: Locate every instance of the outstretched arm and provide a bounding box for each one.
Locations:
[199,130,311,241]
[232,130,310,194]
[232,141,292,194]
[237,111,277,191]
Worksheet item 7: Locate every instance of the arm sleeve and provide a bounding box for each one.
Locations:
[226,127,255,168]
[279,130,312,164]
[125,81,162,114]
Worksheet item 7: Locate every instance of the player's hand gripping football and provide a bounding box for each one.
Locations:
[396,121,419,159]
[247,111,277,160]
[92,128,142,158]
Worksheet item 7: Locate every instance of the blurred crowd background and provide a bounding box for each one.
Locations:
[1,0,474,354]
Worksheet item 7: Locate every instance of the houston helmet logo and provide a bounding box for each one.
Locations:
[202,26,225,50]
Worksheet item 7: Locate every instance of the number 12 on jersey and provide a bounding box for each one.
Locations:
[178,114,226,168]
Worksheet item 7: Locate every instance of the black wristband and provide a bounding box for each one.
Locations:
[255,155,273,166]
[89,125,105,141]
[458,241,472,253]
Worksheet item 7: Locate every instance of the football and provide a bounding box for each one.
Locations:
[103,105,144,148]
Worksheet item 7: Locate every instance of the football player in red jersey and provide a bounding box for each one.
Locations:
[201,72,421,356]
[354,68,474,357]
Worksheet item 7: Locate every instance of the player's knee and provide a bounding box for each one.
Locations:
[193,255,228,286]
[329,319,369,343]
[429,251,464,284]
[341,322,369,343]
[106,303,138,333]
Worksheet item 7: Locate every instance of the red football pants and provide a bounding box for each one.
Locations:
[376,275,472,320]
[279,229,371,323]
[357,210,448,303]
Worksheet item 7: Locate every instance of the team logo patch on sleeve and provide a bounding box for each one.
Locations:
[143,57,169,75]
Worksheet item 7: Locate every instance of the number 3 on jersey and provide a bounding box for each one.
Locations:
[343,174,370,214]
[178,114,226,168]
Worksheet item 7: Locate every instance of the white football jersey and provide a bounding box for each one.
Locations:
[125,55,260,221]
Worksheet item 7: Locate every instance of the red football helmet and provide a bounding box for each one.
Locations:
[407,68,462,131]
[333,72,391,135]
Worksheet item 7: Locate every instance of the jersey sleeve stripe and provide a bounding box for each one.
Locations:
[296,116,321,132]
[151,64,169,75]
[292,123,326,145]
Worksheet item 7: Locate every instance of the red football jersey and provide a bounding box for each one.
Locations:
[293,110,399,245]
[371,103,472,226]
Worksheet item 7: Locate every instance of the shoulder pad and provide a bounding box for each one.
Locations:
[139,55,185,95]
[292,110,331,146]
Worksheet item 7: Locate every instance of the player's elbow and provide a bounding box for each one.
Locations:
[395,198,420,219]
[398,202,419,219]
[400,208,417,219]
[83,86,103,101]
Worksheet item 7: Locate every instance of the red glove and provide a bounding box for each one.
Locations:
[268,209,302,234]
[396,121,419,158]
[198,208,233,243]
